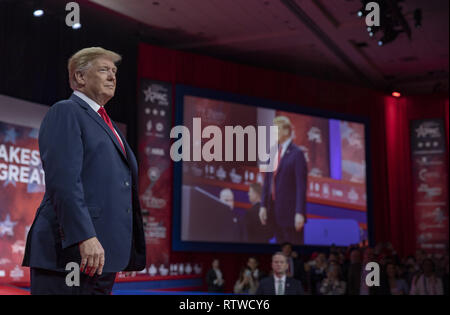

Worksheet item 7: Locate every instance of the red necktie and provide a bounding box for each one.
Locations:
[97,107,126,156]
[271,146,282,200]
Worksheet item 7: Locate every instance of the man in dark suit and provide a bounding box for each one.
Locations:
[244,183,273,243]
[256,252,304,295]
[22,47,146,294]
[206,259,225,292]
[281,242,306,284]
[259,116,308,245]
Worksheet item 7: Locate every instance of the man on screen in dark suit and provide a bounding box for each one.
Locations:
[22,47,146,295]
[259,116,308,245]
[256,252,304,295]
[244,183,273,243]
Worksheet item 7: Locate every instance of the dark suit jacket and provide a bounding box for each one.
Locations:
[287,256,306,283]
[244,202,273,243]
[256,275,304,295]
[206,269,224,292]
[261,142,307,227]
[22,93,146,272]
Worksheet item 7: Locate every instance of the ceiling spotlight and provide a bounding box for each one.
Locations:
[72,23,82,29]
[367,27,372,32]
[378,40,383,46]
[369,32,374,37]
[357,10,363,18]
[33,9,44,17]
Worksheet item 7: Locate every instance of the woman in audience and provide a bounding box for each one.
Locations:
[410,258,444,295]
[385,262,409,295]
[233,267,257,294]
[318,263,346,295]
[309,252,328,295]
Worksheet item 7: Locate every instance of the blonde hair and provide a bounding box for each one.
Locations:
[273,116,292,133]
[68,47,121,90]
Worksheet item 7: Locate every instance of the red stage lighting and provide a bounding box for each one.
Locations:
[392,91,401,98]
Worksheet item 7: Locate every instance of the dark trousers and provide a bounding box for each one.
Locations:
[269,200,304,245]
[30,267,116,295]
[274,223,304,245]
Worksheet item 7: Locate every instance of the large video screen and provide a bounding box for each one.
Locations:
[176,87,369,248]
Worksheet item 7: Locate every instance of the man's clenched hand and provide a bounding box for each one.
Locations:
[79,236,105,277]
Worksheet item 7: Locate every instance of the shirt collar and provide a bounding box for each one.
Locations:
[274,274,286,282]
[280,137,292,156]
[74,90,102,113]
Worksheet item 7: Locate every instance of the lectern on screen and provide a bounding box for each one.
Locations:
[181,185,239,243]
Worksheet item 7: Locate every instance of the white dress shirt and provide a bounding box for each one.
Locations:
[213,268,223,286]
[279,137,292,159]
[74,90,124,148]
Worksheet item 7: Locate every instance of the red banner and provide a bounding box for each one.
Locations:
[410,119,449,253]
[0,121,45,283]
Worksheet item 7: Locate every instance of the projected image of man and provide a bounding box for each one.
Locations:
[219,188,244,242]
[259,116,308,245]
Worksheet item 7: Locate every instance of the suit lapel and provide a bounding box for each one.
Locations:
[277,141,293,175]
[112,120,136,172]
[70,94,129,165]
[285,278,291,295]
[269,277,276,295]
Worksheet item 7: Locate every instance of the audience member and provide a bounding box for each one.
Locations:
[280,242,306,285]
[384,262,409,295]
[234,267,257,294]
[347,248,362,295]
[319,263,346,295]
[410,258,444,295]
[246,257,265,282]
[206,259,225,292]
[256,252,304,295]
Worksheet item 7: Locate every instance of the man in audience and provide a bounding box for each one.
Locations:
[246,257,266,282]
[206,258,225,292]
[347,248,362,295]
[359,247,376,295]
[281,242,304,280]
[256,252,304,295]
[245,183,273,243]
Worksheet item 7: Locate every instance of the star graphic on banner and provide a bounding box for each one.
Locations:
[340,121,354,141]
[3,178,17,187]
[0,214,18,237]
[3,128,18,144]
[28,128,39,139]
[143,86,153,103]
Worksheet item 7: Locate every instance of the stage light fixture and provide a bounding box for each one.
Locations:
[32,0,44,17]
[33,9,44,17]
[358,0,413,47]
[392,91,401,98]
[72,23,82,29]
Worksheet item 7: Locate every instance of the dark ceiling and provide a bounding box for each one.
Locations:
[89,0,449,95]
